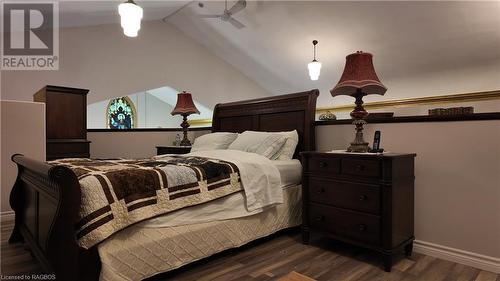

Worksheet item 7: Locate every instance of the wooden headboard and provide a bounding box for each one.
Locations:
[212,89,319,158]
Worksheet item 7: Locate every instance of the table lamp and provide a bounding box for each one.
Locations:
[330,51,387,152]
[171,91,200,146]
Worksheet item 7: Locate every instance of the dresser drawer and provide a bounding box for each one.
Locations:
[308,178,380,214]
[341,158,380,178]
[306,156,340,175]
[308,203,381,245]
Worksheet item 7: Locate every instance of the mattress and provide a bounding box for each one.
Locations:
[274,159,302,188]
[98,184,302,281]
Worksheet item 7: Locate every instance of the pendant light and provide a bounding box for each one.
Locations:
[118,0,143,37]
[308,40,322,81]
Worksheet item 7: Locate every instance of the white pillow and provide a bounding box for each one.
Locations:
[191,132,238,152]
[275,130,299,160]
[228,131,287,159]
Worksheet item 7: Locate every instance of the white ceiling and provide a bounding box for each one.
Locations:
[56,1,500,106]
[58,1,189,28]
[168,1,500,105]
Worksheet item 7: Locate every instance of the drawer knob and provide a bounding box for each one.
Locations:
[319,161,328,168]
[359,195,367,201]
[358,224,367,231]
[355,164,365,171]
[314,215,324,222]
[316,188,325,194]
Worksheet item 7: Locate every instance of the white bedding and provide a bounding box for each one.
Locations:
[141,151,301,228]
[274,159,302,187]
[99,185,302,281]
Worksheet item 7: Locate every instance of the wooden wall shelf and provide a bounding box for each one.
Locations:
[87,113,500,132]
[315,112,500,126]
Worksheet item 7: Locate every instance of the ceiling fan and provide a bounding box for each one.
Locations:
[199,0,247,29]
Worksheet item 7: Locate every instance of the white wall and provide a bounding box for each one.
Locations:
[87,86,215,129]
[1,20,270,107]
[144,94,180,128]
[1,101,46,213]
[316,121,500,260]
[88,130,209,159]
[87,99,109,128]
[87,93,184,129]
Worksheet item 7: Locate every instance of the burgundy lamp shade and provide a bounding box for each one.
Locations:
[330,51,387,97]
[171,91,200,116]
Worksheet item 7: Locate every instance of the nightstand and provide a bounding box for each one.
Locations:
[156,146,191,155]
[300,151,416,272]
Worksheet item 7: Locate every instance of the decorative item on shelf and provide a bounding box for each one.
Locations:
[463,106,475,114]
[365,112,394,120]
[428,106,474,116]
[118,0,143,37]
[171,91,200,146]
[330,51,387,152]
[307,40,322,81]
[173,133,181,146]
[318,110,337,120]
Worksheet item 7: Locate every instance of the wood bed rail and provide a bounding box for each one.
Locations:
[9,154,99,281]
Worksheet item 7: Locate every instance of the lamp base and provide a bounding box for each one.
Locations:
[180,114,192,147]
[346,119,370,153]
[347,142,370,153]
[180,139,192,146]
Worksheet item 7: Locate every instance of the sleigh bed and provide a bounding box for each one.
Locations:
[9,90,319,281]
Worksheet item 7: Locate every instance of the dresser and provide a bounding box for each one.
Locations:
[34,85,90,160]
[156,146,191,155]
[301,151,416,272]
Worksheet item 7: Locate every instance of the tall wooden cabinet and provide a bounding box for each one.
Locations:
[34,85,90,160]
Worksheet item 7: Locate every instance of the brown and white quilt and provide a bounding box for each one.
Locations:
[49,156,242,249]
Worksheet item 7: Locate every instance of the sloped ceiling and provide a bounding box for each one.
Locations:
[58,1,500,107]
[167,1,500,106]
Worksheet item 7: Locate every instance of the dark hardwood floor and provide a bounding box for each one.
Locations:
[1,219,498,281]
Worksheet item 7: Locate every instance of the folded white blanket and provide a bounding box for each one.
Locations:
[189,150,283,211]
[156,150,283,210]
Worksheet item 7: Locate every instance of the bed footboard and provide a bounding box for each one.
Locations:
[9,154,100,281]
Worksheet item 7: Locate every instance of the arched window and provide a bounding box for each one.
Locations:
[107,97,137,129]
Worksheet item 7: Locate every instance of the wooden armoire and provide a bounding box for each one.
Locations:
[34,85,90,160]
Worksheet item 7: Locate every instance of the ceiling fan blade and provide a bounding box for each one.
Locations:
[228,0,246,15]
[199,14,221,18]
[228,17,245,29]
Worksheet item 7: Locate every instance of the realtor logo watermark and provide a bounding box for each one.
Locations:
[1,1,59,70]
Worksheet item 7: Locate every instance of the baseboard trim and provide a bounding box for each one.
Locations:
[414,240,500,273]
[0,211,15,222]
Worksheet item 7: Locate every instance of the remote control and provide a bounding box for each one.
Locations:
[373,130,381,151]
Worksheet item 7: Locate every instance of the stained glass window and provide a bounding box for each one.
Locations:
[107,97,136,129]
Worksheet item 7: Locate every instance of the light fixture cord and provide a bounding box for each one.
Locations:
[312,40,318,61]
